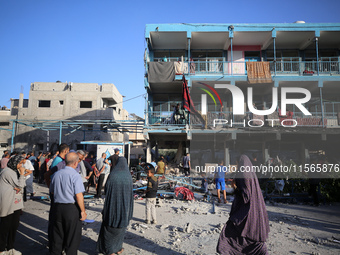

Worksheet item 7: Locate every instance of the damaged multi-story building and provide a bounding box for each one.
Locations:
[143,22,340,166]
[5,81,129,153]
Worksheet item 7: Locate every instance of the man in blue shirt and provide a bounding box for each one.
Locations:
[50,143,70,168]
[214,160,228,204]
[49,152,87,255]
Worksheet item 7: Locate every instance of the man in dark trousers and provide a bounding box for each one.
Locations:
[108,148,120,172]
[49,152,87,255]
[95,153,107,198]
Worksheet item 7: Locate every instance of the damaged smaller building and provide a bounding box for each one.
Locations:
[6,81,130,153]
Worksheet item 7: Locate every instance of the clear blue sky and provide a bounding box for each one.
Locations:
[0,0,339,117]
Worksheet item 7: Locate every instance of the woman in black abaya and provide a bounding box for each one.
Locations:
[97,157,134,255]
[217,154,270,255]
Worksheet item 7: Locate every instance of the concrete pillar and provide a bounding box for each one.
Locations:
[262,142,269,163]
[155,142,159,161]
[305,148,309,164]
[185,140,190,154]
[146,140,152,163]
[224,142,230,166]
[301,142,310,164]
[19,93,24,108]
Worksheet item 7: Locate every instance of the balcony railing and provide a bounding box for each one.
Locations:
[146,111,188,126]
[146,110,339,128]
[149,58,340,76]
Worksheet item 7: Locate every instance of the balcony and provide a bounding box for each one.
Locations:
[195,111,339,128]
[146,111,188,126]
[148,57,340,76]
[146,110,340,128]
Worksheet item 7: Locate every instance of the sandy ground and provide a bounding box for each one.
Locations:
[14,182,340,255]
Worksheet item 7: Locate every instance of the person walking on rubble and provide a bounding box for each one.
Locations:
[217,155,269,255]
[182,152,191,177]
[214,160,228,204]
[144,163,158,224]
[97,157,133,255]
[156,157,165,177]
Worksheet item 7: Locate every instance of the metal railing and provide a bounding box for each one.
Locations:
[148,59,340,76]
[154,57,188,62]
[146,109,339,128]
[146,111,188,126]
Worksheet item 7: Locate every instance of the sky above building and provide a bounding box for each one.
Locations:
[0,0,339,117]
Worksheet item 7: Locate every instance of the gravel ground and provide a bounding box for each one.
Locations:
[14,182,340,255]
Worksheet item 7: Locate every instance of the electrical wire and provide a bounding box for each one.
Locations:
[113,93,146,105]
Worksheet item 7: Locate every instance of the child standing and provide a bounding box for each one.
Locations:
[144,164,158,224]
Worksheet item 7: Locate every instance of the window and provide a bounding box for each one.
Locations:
[0,122,9,126]
[59,100,64,105]
[80,101,92,108]
[23,99,29,108]
[38,100,51,108]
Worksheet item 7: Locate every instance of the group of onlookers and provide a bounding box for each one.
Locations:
[0,147,272,255]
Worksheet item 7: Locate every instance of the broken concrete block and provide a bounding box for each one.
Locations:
[185,223,192,233]
[139,224,148,229]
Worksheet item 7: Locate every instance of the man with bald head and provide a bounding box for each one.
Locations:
[49,152,87,255]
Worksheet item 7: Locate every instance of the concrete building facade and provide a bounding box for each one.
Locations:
[0,107,11,155]
[7,81,129,153]
[143,22,340,167]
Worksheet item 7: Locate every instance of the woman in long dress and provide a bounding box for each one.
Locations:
[97,157,134,255]
[217,154,270,255]
[0,155,26,254]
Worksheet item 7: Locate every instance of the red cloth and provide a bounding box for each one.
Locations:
[174,187,195,201]
[182,75,194,112]
[182,75,205,124]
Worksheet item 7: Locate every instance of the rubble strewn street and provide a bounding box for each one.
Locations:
[14,182,340,255]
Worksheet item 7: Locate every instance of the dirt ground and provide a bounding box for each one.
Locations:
[14,182,340,255]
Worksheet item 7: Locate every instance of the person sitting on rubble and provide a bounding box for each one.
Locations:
[144,163,158,224]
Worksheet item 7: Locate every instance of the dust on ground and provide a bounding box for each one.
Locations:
[15,183,340,255]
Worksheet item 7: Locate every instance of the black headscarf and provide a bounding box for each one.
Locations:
[7,155,24,172]
[229,154,270,242]
[102,157,134,228]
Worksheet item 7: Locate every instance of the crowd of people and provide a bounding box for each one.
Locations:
[0,146,270,255]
